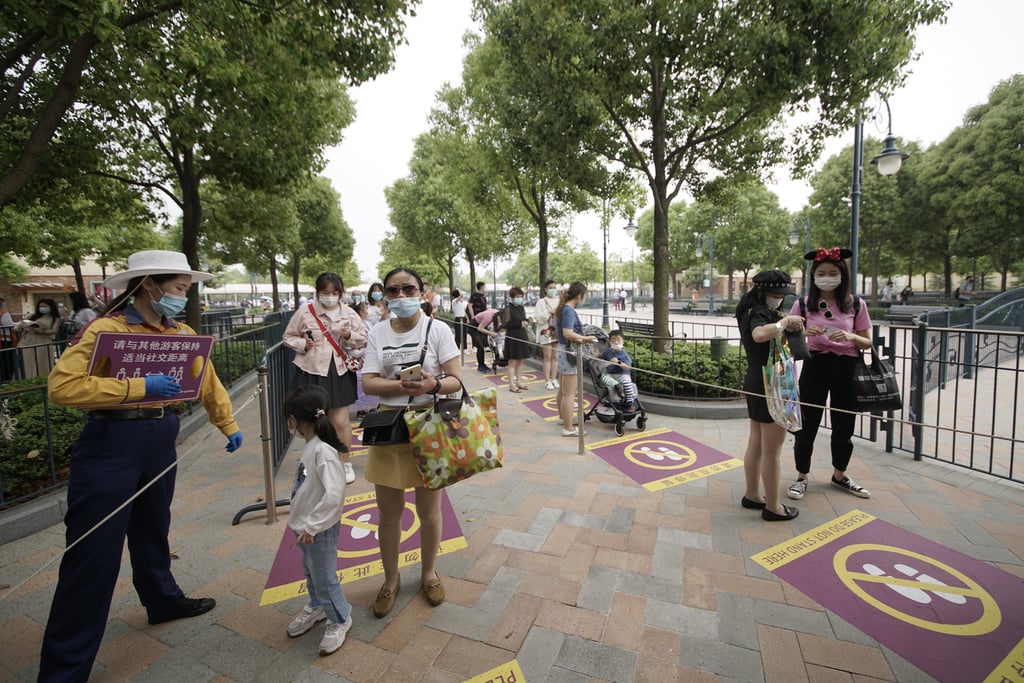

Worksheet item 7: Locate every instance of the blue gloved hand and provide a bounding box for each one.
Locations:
[226,431,243,453]
[144,375,181,397]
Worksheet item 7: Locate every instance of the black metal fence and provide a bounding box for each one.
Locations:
[0,316,289,509]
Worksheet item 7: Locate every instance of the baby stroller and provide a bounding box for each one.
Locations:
[485,327,508,373]
[582,325,647,436]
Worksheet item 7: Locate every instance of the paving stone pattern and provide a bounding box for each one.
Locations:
[1,367,1023,682]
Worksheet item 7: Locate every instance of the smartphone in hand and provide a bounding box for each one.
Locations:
[400,364,423,382]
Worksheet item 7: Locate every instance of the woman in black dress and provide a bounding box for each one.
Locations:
[736,269,804,522]
[502,286,531,392]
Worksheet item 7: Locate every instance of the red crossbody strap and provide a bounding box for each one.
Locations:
[308,303,348,358]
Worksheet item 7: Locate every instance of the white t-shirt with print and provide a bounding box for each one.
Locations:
[363,316,459,408]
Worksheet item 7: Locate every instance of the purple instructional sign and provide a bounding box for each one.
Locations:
[87,332,215,404]
[753,511,1024,682]
[260,489,466,606]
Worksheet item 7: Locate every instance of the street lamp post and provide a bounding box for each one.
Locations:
[623,219,639,313]
[695,232,715,317]
[789,213,812,294]
[601,202,610,329]
[850,99,910,296]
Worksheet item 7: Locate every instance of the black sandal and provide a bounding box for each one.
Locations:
[762,505,799,522]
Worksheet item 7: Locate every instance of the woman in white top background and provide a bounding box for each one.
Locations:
[532,279,561,390]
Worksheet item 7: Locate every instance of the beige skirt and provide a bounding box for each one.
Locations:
[364,407,423,489]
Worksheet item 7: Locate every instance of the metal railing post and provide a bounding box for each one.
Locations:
[576,341,585,454]
[231,361,289,525]
[963,305,977,380]
[911,322,928,461]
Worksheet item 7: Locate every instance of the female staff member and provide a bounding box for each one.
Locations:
[533,280,560,389]
[555,282,597,437]
[736,270,803,522]
[282,272,367,485]
[40,250,243,682]
[361,267,461,618]
[787,248,873,501]
[15,297,61,378]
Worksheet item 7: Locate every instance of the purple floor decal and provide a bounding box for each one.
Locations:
[260,489,466,606]
[519,392,598,421]
[588,427,742,490]
[753,510,1024,682]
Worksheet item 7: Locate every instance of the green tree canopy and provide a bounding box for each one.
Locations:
[476,0,949,340]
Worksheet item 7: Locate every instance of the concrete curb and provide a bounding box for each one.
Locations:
[0,373,260,546]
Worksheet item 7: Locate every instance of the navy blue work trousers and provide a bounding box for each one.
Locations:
[38,414,184,683]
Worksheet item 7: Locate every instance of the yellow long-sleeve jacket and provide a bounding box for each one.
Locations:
[47,306,239,436]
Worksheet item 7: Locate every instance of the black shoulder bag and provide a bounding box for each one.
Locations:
[359,318,433,446]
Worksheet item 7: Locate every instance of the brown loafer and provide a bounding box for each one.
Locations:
[423,575,445,606]
[373,575,400,618]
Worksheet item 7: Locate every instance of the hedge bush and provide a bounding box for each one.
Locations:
[0,378,84,502]
[626,338,744,399]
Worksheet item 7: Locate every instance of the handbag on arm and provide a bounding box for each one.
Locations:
[358,318,433,446]
[404,375,503,489]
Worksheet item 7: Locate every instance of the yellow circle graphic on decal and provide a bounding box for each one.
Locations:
[832,544,1000,636]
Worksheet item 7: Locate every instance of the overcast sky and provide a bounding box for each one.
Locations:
[324,0,1024,284]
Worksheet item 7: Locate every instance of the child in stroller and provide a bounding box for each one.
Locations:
[598,330,639,412]
[583,326,647,436]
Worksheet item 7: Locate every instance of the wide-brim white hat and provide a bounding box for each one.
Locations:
[103,250,212,290]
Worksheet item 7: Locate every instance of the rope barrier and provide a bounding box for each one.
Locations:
[441,315,1023,446]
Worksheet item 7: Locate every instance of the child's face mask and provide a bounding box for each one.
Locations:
[610,343,624,351]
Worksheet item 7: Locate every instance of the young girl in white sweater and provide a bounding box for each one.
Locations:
[284,385,353,656]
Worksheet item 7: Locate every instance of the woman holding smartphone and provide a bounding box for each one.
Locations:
[282,272,367,484]
[786,248,874,501]
[361,267,461,618]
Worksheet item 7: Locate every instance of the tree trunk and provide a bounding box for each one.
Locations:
[466,247,477,294]
[72,258,85,294]
[0,34,99,206]
[269,257,280,309]
[179,149,204,331]
[291,256,301,308]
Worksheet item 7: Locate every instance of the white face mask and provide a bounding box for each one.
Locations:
[815,276,842,292]
[766,296,784,310]
[318,295,340,308]
[546,289,558,298]
[287,417,298,437]
[610,343,624,351]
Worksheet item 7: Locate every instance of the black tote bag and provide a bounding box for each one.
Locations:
[852,347,902,412]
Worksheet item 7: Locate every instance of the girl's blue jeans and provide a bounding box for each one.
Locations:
[298,522,352,624]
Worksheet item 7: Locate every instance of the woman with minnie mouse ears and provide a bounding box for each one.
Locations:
[786,248,874,502]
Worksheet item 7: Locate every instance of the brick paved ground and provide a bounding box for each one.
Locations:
[1,363,1023,682]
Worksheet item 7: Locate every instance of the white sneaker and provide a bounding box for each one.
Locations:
[319,617,353,656]
[343,461,356,485]
[787,479,807,500]
[287,605,326,637]
[553,379,560,388]
[545,381,555,390]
